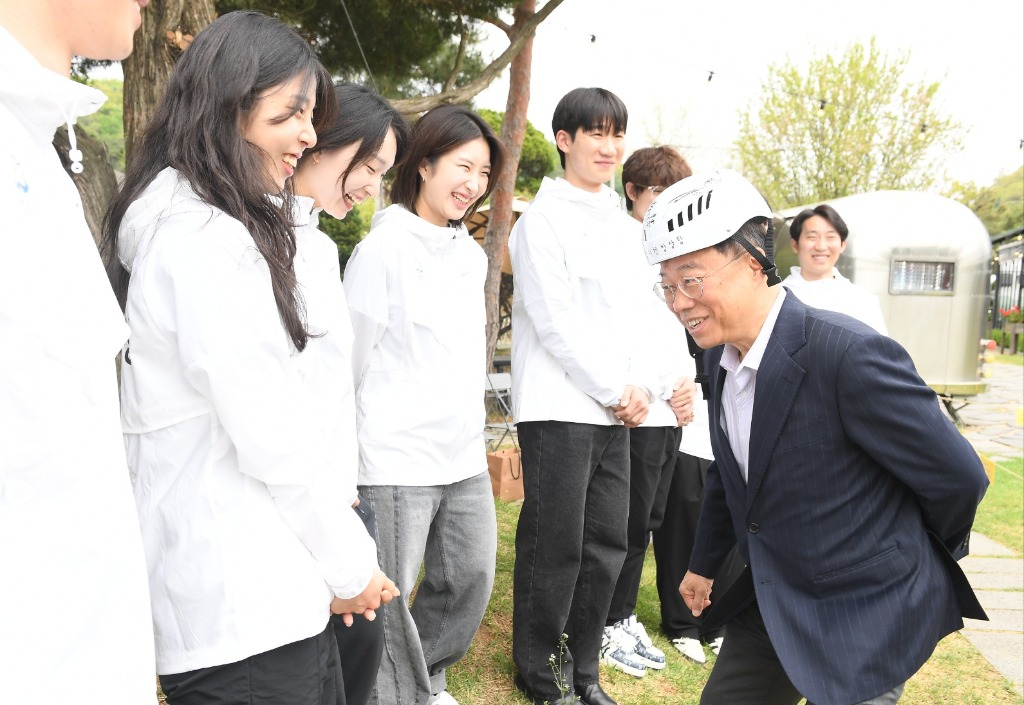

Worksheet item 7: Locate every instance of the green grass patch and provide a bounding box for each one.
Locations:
[445,497,1024,704]
[993,353,1024,367]
[973,456,1024,556]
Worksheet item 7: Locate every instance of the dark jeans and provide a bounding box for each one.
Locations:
[513,420,629,701]
[332,497,384,705]
[160,624,344,705]
[607,425,682,624]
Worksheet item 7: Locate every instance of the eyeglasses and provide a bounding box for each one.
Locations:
[634,184,668,194]
[653,253,745,303]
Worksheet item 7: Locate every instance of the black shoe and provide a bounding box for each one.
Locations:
[574,682,618,705]
[514,673,576,705]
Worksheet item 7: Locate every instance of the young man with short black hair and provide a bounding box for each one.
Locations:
[509,87,658,705]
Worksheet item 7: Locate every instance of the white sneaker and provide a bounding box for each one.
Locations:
[708,636,724,656]
[617,615,666,670]
[428,692,459,705]
[600,625,647,678]
[671,635,706,664]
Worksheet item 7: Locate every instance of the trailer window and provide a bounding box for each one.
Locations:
[889,260,955,295]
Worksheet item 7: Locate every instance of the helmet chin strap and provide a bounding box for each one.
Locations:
[685,328,710,399]
[729,221,782,287]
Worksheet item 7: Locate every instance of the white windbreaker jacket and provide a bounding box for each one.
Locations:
[0,25,156,703]
[509,177,659,425]
[117,168,377,674]
[293,201,361,502]
[344,204,487,487]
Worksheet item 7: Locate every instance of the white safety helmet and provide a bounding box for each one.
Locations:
[641,169,774,267]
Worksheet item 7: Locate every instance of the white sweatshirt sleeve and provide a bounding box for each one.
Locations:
[512,212,629,407]
[160,221,377,599]
[342,233,390,390]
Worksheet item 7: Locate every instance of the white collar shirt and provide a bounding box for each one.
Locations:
[720,288,787,482]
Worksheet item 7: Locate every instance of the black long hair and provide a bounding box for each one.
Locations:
[101,11,336,351]
[390,104,505,226]
[295,82,411,195]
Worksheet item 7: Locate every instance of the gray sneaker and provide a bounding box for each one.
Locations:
[600,625,647,678]
[617,615,666,670]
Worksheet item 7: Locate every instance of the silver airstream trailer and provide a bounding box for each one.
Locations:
[774,190,991,424]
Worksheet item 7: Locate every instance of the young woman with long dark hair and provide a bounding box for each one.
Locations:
[102,13,395,703]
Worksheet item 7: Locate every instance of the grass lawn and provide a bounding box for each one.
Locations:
[445,497,1024,704]
[993,353,1024,367]
[973,456,1024,556]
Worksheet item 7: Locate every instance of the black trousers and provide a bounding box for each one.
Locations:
[652,452,712,639]
[701,601,803,705]
[652,452,746,641]
[702,601,905,705]
[512,421,629,701]
[332,497,385,705]
[160,624,344,705]
[606,425,681,624]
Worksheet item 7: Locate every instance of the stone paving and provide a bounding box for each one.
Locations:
[954,361,1024,696]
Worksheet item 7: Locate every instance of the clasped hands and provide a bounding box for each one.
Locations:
[670,376,697,427]
[612,385,650,427]
[330,568,399,626]
[613,376,697,428]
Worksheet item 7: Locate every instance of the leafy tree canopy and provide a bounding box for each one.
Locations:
[947,167,1024,235]
[217,0,514,99]
[319,200,374,272]
[478,108,557,196]
[735,39,962,210]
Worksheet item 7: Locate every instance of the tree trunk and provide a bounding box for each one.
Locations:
[52,126,118,249]
[123,0,216,166]
[482,0,540,372]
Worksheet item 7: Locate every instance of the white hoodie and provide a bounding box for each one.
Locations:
[509,177,658,425]
[0,24,156,704]
[117,167,377,674]
[344,204,487,487]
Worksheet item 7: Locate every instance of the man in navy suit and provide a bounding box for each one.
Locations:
[641,170,989,705]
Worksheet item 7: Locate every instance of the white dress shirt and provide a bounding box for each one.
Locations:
[720,288,787,481]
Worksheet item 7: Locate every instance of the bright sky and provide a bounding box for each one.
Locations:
[475,0,1024,187]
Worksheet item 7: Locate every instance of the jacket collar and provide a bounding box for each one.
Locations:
[0,23,107,145]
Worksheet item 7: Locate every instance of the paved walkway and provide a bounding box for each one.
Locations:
[955,361,1024,696]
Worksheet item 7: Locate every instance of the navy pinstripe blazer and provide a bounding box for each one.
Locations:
[689,292,989,705]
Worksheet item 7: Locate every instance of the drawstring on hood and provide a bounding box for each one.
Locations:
[64,117,84,174]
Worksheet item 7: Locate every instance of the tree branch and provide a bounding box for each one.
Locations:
[443,20,469,93]
[485,14,513,35]
[392,0,565,115]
